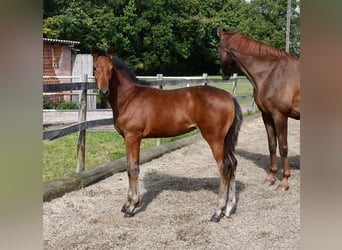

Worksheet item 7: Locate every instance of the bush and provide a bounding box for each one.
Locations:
[43,97,52,109]
[56,101,78,110]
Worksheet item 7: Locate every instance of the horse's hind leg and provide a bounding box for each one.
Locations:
[202,136,229,222]
[224,153,237,217]
[121,135,142,217]
[210,148,238,222]
[211,161,229,222]
[262,113,278,186]
[273,115,290,191]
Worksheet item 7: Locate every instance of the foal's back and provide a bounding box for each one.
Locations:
[117,85,235,138]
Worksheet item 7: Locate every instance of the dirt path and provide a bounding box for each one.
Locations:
[43,114,300,249]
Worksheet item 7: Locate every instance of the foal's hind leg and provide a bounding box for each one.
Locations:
[121,135,142,217]
[203,136,229,222]
[211,160,229,222]
[224,153,237,218]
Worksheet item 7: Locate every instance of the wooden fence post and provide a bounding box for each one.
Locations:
[156,74,163,146]
[76,74,88,173]
[251,100,256,112]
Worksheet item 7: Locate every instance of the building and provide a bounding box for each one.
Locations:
[43,38,80,84]
[43,38,80,107]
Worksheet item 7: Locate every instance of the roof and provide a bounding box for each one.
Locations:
[43,38,80,45]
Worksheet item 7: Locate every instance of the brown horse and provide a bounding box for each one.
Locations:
[92,45,242,222]
[217,28,300,191]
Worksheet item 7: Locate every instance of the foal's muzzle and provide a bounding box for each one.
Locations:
[99,89,110,98]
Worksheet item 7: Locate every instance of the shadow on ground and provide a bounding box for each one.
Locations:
[236,148,300,180]
[135,171,246,215]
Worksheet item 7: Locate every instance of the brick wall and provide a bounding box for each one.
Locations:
[43,41,73,106]
[43,42,73,84]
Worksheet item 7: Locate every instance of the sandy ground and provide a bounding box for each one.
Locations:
[43,110,114,130]
[43,114,300,249]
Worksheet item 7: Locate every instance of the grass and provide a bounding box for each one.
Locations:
[43,75,256,183]
[43,130,199,183]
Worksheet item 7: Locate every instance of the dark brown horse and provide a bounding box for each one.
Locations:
[217,28,300,191]
[92,45,242,222]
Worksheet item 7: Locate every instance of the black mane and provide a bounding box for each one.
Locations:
[112,57,140,83]
[112,57,151,86]
[96,47,108,57]
[96,47,151,86]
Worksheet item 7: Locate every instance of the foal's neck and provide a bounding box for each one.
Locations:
[109,68,136,108]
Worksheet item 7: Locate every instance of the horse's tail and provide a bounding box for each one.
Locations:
[223,98,243,175]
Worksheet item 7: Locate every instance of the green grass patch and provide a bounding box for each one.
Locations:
[43,130,199,183]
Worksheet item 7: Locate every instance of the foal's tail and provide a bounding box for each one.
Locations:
[223,98,243,175]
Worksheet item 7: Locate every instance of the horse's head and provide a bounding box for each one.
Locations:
[217,27,237,80]
[92,44,115,98]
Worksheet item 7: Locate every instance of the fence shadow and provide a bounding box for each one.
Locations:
[134,171,246,215]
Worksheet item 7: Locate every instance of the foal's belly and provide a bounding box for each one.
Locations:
[143,126,197,138]
[142,119,197,138]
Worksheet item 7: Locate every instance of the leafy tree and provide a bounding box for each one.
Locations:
[43,0,300,75]
[242,0,300,56]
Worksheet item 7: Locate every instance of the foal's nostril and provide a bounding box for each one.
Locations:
[99,89,110,98]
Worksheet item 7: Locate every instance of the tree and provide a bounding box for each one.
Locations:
[43,0,300,75]
[43,0,117,52]
[243,0,300,56]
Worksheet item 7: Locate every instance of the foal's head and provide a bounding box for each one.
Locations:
[92,45,115,98]
[216,28,237,80]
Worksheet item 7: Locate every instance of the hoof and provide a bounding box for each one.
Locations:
[210,214,222,223]
[263,178,275,186]
[276,184,289,191]
[223,215,233,221]
[121,206,127,213]
[124,211,135,218]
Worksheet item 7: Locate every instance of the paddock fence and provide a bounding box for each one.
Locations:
[43,74,255,172]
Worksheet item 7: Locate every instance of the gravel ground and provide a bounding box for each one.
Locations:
[43,114,300,249]
[43,110,113,130]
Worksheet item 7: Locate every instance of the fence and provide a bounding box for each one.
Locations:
[43,74,254,173]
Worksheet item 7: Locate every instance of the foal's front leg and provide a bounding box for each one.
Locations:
[121,135,141,217]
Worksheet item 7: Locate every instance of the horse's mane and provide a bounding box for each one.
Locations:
[96,47,151,86]
[228,32,291,58]
[112,57,139,83]
[113,57,151,86]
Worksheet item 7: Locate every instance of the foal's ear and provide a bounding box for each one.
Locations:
[217,27,223,38]
[92,44,100,57]
[107,46,115,59]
